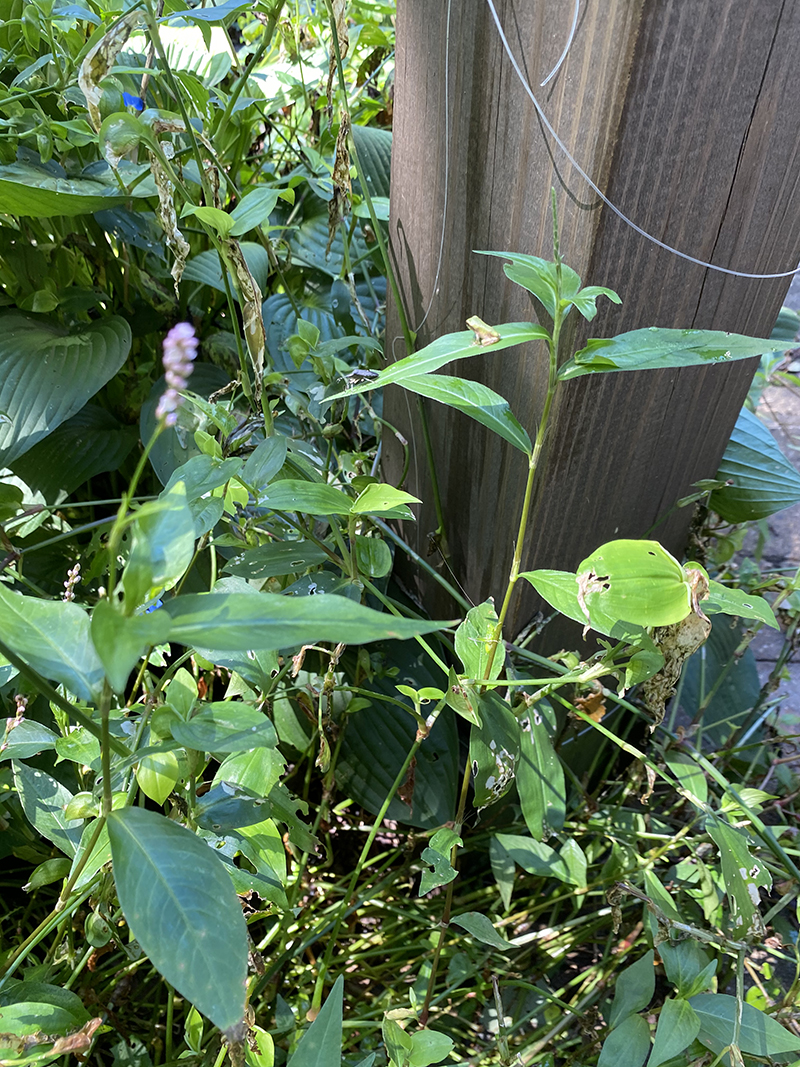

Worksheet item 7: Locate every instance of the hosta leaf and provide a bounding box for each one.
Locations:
[289,213,370,278]
[559,327,784,379]
[0,313,131,465]
[108,806,248,1032]
[710,405,800,522]
[326,322,548,400]
[397,373,532,454]
[0,160,145,216]
[352,124,391,199]
[182,242,270,297]
[10,404,137,501]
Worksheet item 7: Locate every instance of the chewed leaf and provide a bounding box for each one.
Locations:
[576,540,693,630]
[705,581,778,629]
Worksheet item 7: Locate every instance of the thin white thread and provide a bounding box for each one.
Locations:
[486,0,800,281]
[540,0,580,86]
[412,0,452,332]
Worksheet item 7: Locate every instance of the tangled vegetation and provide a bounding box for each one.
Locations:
[2,2,800,1066]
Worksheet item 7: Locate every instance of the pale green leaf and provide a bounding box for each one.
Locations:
[649,998,700,1067]
[690,993,800,1057]
[122,481,196,607]
[229,186,281,236]
[286,975,343,1067]
[451,911,513,950]
[493,833,571,883]
[259,479,352,516]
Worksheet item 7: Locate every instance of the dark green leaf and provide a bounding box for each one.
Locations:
[223,540,331,581]
[122,481,197,608]
[183,242,270,297]
[597,1014,650,1067]
[108,806,248,1032]
[469,692,519,809]
[170,703,277,753]
[710,406,800,522]
[0,585,105,703]
[704,580,778,628]
[608,951,655,1028]
[649,998,700,1067]
[0,313,131,465]
[659,940,716,998]
[395,373,532,454]
[287,975,343,1067]
[0,160,145,216]
[559,327,784,380]
[517,699,565,839]
[353,535,392,578]
[0,719,59,761]
[706,815,770,939]
[689,994,800,1057]
[10,404,137,501]
[91,600,172,694]
[352,124,392,199]
[493,833,571,883]
[162,592,449,650]
[13,761,84,857]
[242,435,288,490]
[451,911,513,950]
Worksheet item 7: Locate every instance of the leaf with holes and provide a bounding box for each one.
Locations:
[0,313,131,465]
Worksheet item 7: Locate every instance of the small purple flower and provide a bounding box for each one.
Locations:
[156,323,198,426]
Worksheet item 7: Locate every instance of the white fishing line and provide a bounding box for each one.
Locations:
[485,0,800,281]
[540,0,580,86]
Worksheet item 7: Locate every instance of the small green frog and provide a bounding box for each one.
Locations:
[466,315,501,346]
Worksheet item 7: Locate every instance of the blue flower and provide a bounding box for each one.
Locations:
[123,92,144,111]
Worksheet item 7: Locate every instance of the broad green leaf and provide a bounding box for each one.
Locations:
[0,719,59,762]
[259,479,352,516]
[289,213,370,279]
[649,998,700,1067]
[451,911,513,950]
[477,250,580,320]
[351,483,420,516]
[352,124,392,199]
[517,699,565,839]
[193,783,270,833]
[704,580,778,629]
[710,405,800,522]
[170,703,278,753]
[0,313,131,465]
[393,373,532,454]
[455,600,502,682]
[181,203,235,236]
[705,815,770,939]
[690,993,800,1057]
[0,160,145,217]
[108,806,248,1032]
[214,748,285,798]
[597,1013,650,1067]
[337,642,458,829]
[408,1029,455,1067]
[13,761,84,857]
[419,828,461,896]
[161,592,449,650]
[0,585,105,703]
[0,981,90,1038]
[559,838,587,890]
[229,186,281,237]
[493,833,571,883]
[165,454,244,537]
[326,322,549,401]
[122,481,196,608]
[91,600,172,694]
[223,541,331,581]
[608,951,655,1029]
[559,327,784,379]
[659,940,716,998]
[469,692,519,809]
[10,404,137,502]
[576,540,693,630]
[23,857,72,891]
[242,435,288,490]
[246,1025,275,1067]
[287,975,343,1067]
[383,1016,413,1067]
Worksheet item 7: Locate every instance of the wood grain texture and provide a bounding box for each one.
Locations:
[384,0,800,649]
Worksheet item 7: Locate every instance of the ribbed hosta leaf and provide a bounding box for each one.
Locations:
[0,314,131,465]
[710,406,800,522]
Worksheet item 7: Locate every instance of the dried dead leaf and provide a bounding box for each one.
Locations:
[50,1017,103,1055]
[149,150,190,294]
[326,0,349,104]
[574,685,606,722]
[327,111,351,255]
[223,238,267,405]
[78,12,144,131]
[643,612,711,727]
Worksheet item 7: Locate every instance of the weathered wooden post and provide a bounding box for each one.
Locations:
[384,0,800,643]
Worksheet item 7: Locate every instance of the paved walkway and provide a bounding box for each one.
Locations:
[747,278,800,731]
